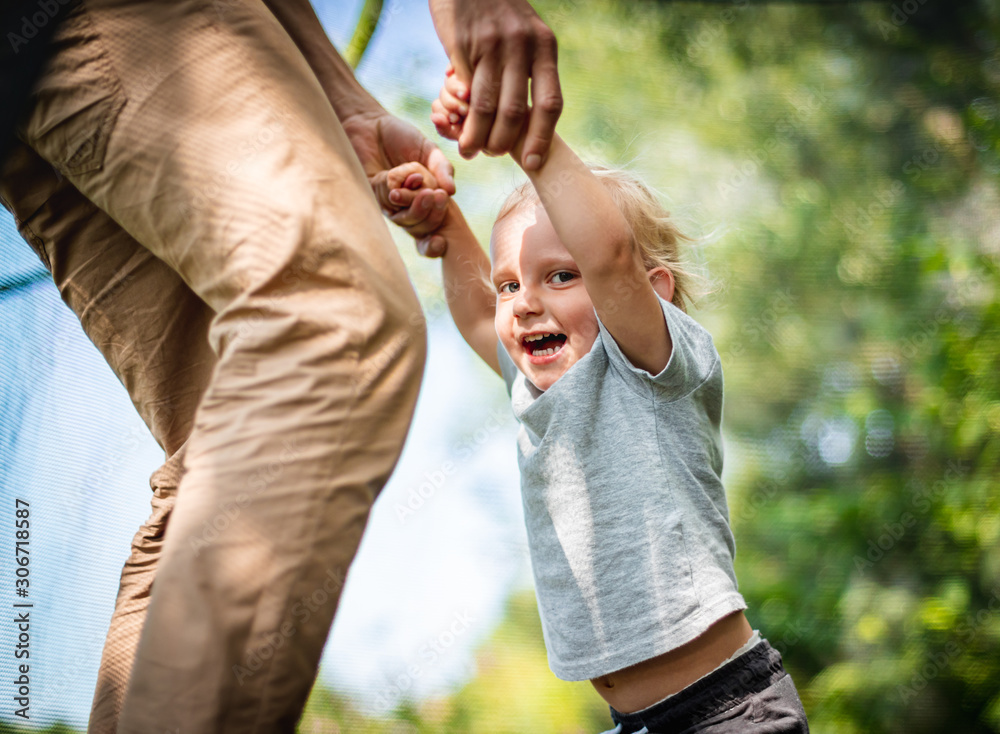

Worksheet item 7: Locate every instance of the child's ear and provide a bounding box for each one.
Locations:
[648,266,675,304]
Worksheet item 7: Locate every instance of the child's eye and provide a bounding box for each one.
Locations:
[552,271,577,284]
[499,282,520,294]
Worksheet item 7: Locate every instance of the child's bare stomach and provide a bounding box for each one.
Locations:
[589,610,754,713]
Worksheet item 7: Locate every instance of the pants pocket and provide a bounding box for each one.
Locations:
[747,674,810,732]
[18,2,126,176]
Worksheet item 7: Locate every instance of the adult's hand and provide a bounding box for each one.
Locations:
[428,0,563,170]
[341,111,456,257]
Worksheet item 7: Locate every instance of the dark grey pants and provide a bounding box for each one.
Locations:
[603,640,810,734]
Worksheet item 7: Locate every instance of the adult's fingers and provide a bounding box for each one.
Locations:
[521,33,563,170]
[458,56,501,159]
[440,84,468,119]
[425,146,457,196]
[485,53,530,155]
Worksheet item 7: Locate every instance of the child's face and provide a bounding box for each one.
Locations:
[491,204,600,392]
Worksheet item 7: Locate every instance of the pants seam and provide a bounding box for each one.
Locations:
[244,255,366,734]
[61,0,128,176]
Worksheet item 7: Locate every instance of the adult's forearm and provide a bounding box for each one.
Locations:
[261,0,384,120]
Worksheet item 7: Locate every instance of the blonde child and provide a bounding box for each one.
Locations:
[376,67,810,732]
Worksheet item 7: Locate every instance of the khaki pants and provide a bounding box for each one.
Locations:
[0,0,427,731]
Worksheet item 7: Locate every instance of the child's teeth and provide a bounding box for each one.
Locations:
[532,345,562,357]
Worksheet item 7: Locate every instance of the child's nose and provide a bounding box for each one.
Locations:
[513,285,543,317]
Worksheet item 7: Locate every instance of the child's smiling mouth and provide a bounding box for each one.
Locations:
[522,332,568,363]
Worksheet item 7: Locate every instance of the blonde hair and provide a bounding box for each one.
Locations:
[493,166,703,312]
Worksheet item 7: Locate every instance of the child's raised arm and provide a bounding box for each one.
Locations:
[435,70,672,376]
[515,135,673,375]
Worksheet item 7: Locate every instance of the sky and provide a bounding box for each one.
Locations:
[0,0,531,726]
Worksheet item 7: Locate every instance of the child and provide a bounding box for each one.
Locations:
[378,68,810,733]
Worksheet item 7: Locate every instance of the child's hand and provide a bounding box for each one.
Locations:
[432,65,531,165]
[371,161,450,258]
[371,160,440,214]
[431,65,470,142]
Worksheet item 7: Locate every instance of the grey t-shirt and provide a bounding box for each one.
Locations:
[497,292,746,681]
